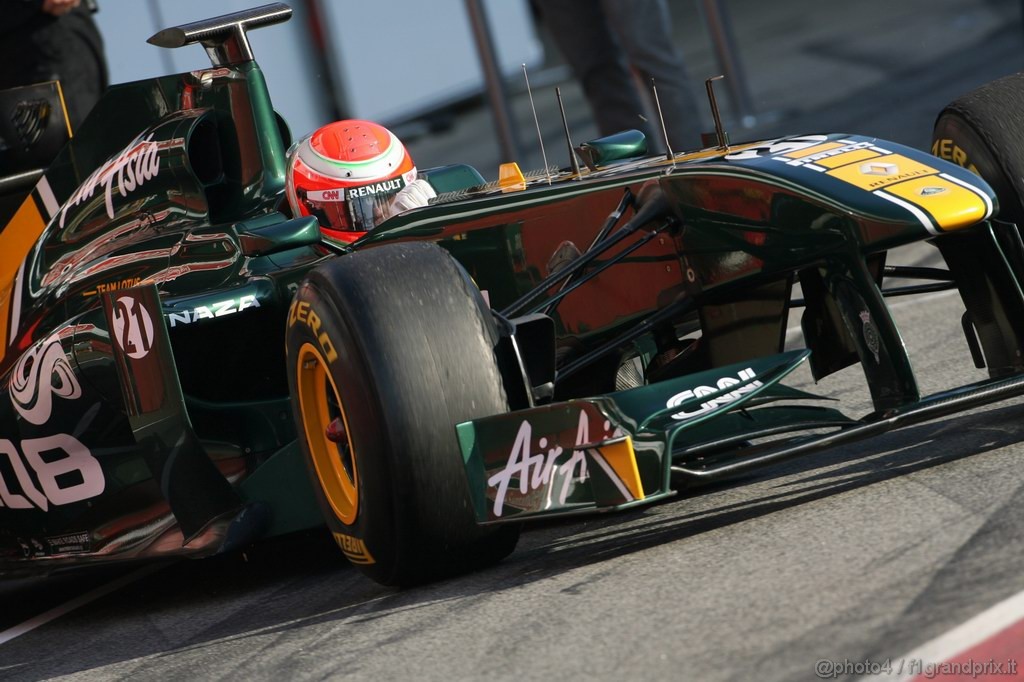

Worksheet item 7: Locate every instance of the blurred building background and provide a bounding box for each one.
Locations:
[95,0,543,138]
[95,0,1023,180]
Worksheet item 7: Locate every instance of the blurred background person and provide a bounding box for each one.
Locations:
[0,0,108,130]
[533,0,703,152]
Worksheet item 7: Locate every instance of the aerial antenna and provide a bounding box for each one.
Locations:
[522,64,552,185]
[650,78,675,166]
[555,87,582,179]
[705,75,729,150]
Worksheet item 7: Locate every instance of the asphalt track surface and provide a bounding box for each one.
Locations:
[6,3,1024,682]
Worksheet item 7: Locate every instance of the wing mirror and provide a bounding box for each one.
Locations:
[576,129,648,170]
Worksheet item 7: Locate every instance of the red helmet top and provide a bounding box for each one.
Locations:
[286,120,417,242]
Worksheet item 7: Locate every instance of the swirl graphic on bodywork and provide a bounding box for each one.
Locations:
[9,332,82,425]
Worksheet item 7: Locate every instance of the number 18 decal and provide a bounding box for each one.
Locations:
[4,329,106,511]
[0,435,104,511]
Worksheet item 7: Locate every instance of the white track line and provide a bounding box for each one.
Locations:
[0,563,164,647]
[0,663,29,672]
[863,588,1024,682]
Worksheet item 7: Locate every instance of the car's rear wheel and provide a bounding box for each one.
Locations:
[285,241,519,586]
[933,72,1024,224]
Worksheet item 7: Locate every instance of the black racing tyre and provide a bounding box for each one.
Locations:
[285,241,519,586]
[933,72,1024,225]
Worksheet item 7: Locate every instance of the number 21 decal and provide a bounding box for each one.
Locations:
[112,294,154,359]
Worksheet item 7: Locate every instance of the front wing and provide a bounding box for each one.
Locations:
[458,349,812,523]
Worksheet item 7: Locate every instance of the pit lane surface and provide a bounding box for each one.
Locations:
[3,250,1024,682]
[6,2,1024,680]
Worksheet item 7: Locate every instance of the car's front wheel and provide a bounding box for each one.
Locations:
[933,72,1024,224]
[285,241,519,586]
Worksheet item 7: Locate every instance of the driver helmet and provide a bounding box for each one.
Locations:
[285,120,417,242]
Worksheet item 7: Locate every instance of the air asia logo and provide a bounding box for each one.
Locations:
[167,294,260,328]
[9,332,82,425]
[484,412,630,517]
[665,368,763,420]
[345,177,405,200]
[112,294,154,359]
[58,133,161,228]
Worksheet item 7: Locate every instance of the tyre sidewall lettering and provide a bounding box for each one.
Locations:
[934,111,1022,223]
[287,282,400,580]
[285,243,519,586]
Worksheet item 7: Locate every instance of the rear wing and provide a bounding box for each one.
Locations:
[0,82,71,223]
[147,2,292,67]
[0,81,71,177]
[0,5,296,372]
[4,3,293,224]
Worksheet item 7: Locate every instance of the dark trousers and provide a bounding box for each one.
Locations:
[0,5,107,131]
[537,0,703,151]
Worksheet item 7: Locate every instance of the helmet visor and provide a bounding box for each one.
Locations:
[303,176,407,233]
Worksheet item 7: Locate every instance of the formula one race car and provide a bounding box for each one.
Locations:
[1,4,1023,587]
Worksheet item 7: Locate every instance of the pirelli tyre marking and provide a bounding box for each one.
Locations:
[932,138,980,174]
[334,532,375,565]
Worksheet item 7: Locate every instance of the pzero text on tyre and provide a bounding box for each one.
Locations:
[933,72,1024,223]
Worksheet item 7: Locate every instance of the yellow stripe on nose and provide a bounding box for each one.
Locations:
[827,153,939,191]
[883,176,990,232]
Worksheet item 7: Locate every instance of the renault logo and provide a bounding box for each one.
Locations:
[860,161,899,176]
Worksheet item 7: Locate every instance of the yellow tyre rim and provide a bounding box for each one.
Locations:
[296,342,358,525]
